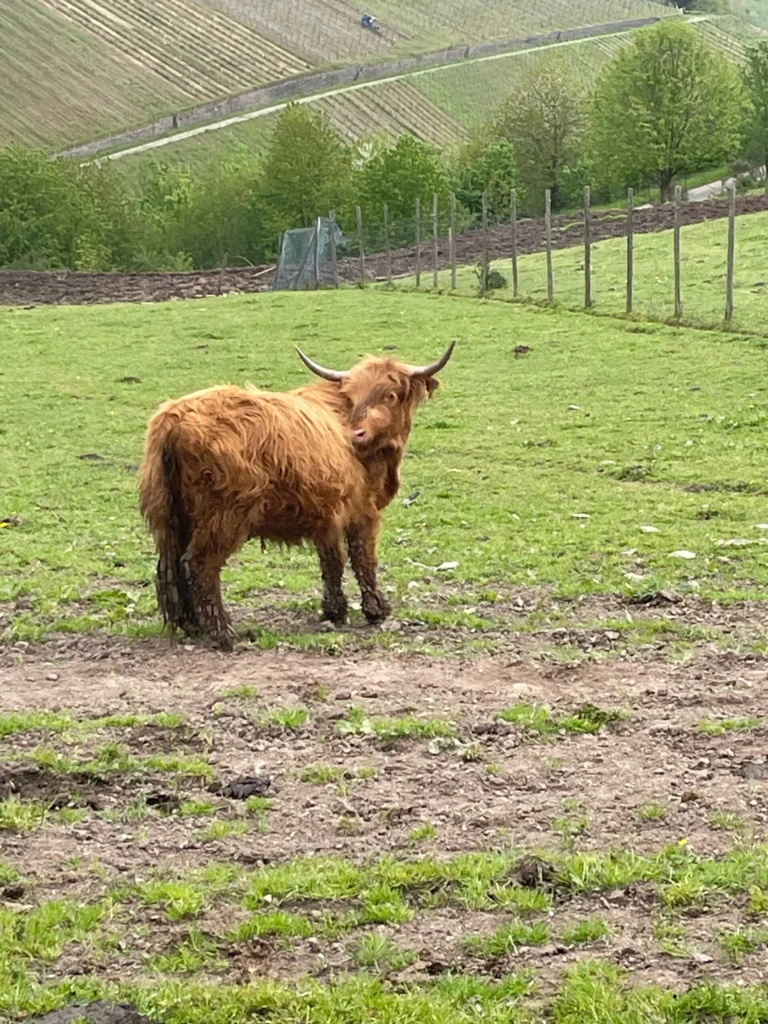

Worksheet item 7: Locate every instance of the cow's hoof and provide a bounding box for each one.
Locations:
[362,591,392,624]
[322,597,349,625]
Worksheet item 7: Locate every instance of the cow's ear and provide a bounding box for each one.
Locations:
[425,377,440,397]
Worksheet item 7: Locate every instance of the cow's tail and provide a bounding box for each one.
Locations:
[138,413,195,639]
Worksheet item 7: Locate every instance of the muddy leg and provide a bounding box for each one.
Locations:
[316,532,348,625]
[182,548,235,652]
[347,514,392,624]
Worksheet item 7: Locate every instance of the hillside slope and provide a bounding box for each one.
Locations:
[2,0,674,151]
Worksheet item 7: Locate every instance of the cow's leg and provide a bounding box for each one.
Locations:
[347,513,392,624]
[182,542,235,652]
[315,531,348,625]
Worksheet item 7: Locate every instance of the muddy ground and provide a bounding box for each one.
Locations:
[3,192,766,306]
[3,593,768,997]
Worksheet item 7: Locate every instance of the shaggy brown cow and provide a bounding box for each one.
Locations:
[138,342,455,651]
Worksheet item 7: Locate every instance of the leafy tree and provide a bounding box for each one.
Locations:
[258,104,357,240]
[493,58,587,212]
[589,20,744,201]
[454,132,526,220]
[358,134,452,241]
[742,42,768,189]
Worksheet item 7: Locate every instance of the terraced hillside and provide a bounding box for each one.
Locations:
[2,0,675,151]
[1,0,308,149]
[0,0,186,148]
[201,0,674,64]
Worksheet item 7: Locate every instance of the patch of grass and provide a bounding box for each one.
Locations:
[720,926,768,962]
[262,706,310,730]
[0,898,107,962]
[408,822,438,845]
[149,927,224,974]
[198,820,249,843]
[178,800,215,817]
[464,918,550,957]
[24,743,212,781]
[229,910,316,943]
[352,934,417,974]
[220,684,259,700]
[137,881,206,921]
[709,810,744,832]
[0,796,48,834]
[337,706,457,744]
[749,885,768,915]
[653,915,694,958]
[0,861,20,885]
[698,716,763,735]
[497,702,624,738]
[561,917,610,945]
[637,803,667,822]
[300,764,342,784]
[0,710,185,739]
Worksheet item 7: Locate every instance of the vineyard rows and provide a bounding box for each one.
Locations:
[197,0,675,65]
[0,0,186,148]
[314,80,467,148]
[39,0,309,98]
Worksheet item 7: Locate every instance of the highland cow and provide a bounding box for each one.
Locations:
[138,342,455,651]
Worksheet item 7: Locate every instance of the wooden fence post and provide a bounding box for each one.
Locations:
[510,188,519,297]
[725,182,736,322]
[216,250,228,296]
[383,204,391,286]
[450,194,457,290]
[584,185,592,309]
[674,185,682,319]
[481,192,489,293]
[626,188,634,314]
[545,189,554,302]
[415,197,421,287]
[431,193,439,288]
[356,205,366,287]
[328,211,339,288]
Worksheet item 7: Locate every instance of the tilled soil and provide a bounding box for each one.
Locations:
[3,192,766,306]
[3,626,768,996]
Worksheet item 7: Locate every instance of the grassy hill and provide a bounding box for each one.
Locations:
[2,0,675,151]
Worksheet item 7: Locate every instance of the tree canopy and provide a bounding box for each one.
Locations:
[589,20,744,200]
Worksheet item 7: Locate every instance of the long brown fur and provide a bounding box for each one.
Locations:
[138,355,445,651]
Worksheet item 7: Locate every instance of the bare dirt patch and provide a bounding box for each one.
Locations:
[3,633,768,994]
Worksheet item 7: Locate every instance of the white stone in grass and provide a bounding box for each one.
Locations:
[640,525,659,533]
[436,561,459,571]
[669,550,696,559]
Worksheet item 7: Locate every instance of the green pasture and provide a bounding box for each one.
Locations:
[432,208,768,334]
[3,286,768,642]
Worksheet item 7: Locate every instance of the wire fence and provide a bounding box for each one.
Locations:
[276,185,768,335]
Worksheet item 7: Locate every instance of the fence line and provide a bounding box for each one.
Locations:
[305,184,763,327]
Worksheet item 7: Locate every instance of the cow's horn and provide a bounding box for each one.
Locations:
[409,340,456,378]
[295,347,348,381]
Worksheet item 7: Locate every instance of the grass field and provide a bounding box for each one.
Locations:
[4,287,768,647]
[6,285,768,1020]
[432,208,768,335]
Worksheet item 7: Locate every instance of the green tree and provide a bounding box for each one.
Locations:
[358,134,451,241]
[493,58,586,213]
[454,132,526,220]
[258,104,356,240]
[589,20,744,201]
[743,42,768,189]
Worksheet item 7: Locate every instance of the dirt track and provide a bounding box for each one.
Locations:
[3,192,766,307]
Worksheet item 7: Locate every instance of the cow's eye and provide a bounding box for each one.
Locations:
[386,391,398,404]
